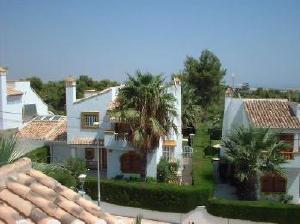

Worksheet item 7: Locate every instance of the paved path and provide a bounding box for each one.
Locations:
[182,157,193,184]
[213,160,238,200]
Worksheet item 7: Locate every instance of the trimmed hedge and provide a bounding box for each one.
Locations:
[207,198,300,224]
[85,178,213,213]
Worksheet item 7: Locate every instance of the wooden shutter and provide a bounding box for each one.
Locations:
[120,151,142,173]
[261,174,273,192]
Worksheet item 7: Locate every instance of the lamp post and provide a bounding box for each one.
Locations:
[93,121,101,206]
[78,174,87,196]
[189,133,195,147]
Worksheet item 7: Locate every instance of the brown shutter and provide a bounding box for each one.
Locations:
[261,174,274,192]
[273,175,286,193]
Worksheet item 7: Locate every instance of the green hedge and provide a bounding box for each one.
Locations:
[85,178,213,213]
[207,198,300,224]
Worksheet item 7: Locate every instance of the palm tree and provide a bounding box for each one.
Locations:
[0,134,27,166]
[111,71,177,177]
[181,82,201,128]
[0,134,77,187]
[222,127,288,199]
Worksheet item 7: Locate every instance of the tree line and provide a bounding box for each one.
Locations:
[27,76,118,114]
[27,49,299,127]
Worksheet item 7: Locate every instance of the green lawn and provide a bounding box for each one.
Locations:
[192,123,215,188]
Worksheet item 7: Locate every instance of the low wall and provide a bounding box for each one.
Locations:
[100,202,274,224]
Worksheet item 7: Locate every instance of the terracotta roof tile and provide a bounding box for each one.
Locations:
[0,158,117,224]
[244,99,300,129]
[17,118,67,142]
[7,86,23,96]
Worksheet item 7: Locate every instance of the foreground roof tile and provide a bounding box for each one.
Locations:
[0,158,117,224]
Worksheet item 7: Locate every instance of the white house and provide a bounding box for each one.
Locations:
[0,67,49,130]
[222,90,300,203]
[45,76,183,179]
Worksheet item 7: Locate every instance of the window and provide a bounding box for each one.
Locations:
[120,151,142,173]
[261,173,287,193]
[85,148,96,169]
[22,104,37,121]
[81,112,99,129]
[162,147,174,161]
[85,148,95,160]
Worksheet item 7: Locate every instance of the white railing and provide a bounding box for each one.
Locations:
[183,145,193,158]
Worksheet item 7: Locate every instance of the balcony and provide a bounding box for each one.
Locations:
[281,151,294,160]
[104,131,132,150]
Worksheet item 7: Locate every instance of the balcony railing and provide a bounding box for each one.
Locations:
[281,151,294,160]
[114,132,129,141]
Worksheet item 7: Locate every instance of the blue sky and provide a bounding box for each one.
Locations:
[0,0,300,88]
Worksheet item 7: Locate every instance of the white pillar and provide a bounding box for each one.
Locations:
[0,67,7,130]
[65,76,76,107]
[285,169,300,203]
[65,76,76,144]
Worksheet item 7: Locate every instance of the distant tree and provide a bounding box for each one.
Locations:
[181,82,201,127]
[26,75,118,114]
[183,50,226,108]
[27,76,43,93]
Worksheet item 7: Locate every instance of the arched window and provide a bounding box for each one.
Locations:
[120,151,142,174]
[261,173,287,193]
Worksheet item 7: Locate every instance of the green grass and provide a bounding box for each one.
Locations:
[192,123,215,189]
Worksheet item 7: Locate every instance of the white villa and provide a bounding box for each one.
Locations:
[222,89,300,203]
[0,67,49,130]
[19,76,183,179]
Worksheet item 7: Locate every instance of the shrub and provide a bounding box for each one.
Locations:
[157,158,178,183]
[63,157,87,186]
[26,146,50,163]
[206,198,300,224]
[33,162,77,188]
[85,177,212,213]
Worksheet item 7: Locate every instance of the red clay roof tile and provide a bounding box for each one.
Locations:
[244,99,300,129]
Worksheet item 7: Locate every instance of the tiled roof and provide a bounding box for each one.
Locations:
[0,67,7,72]
[0,158,116,224]
[7,86,23,96]
[17,117,67,142]
[244,99,300,129]
[70,137,104,146]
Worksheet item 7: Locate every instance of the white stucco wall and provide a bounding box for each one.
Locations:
[221,97,250,156]
[13,81,49,115]
[0,77,49,130]
[66,87,116,143]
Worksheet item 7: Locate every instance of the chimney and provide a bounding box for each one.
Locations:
[65,76,76,107]
[0,67,7,129]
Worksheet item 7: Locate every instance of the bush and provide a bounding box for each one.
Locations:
[26,146,50,163]
[207,198,300,224]
[157,159,178,183]
[85,177,212,213]
[63,157,87,186]
[33,162,77,188]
